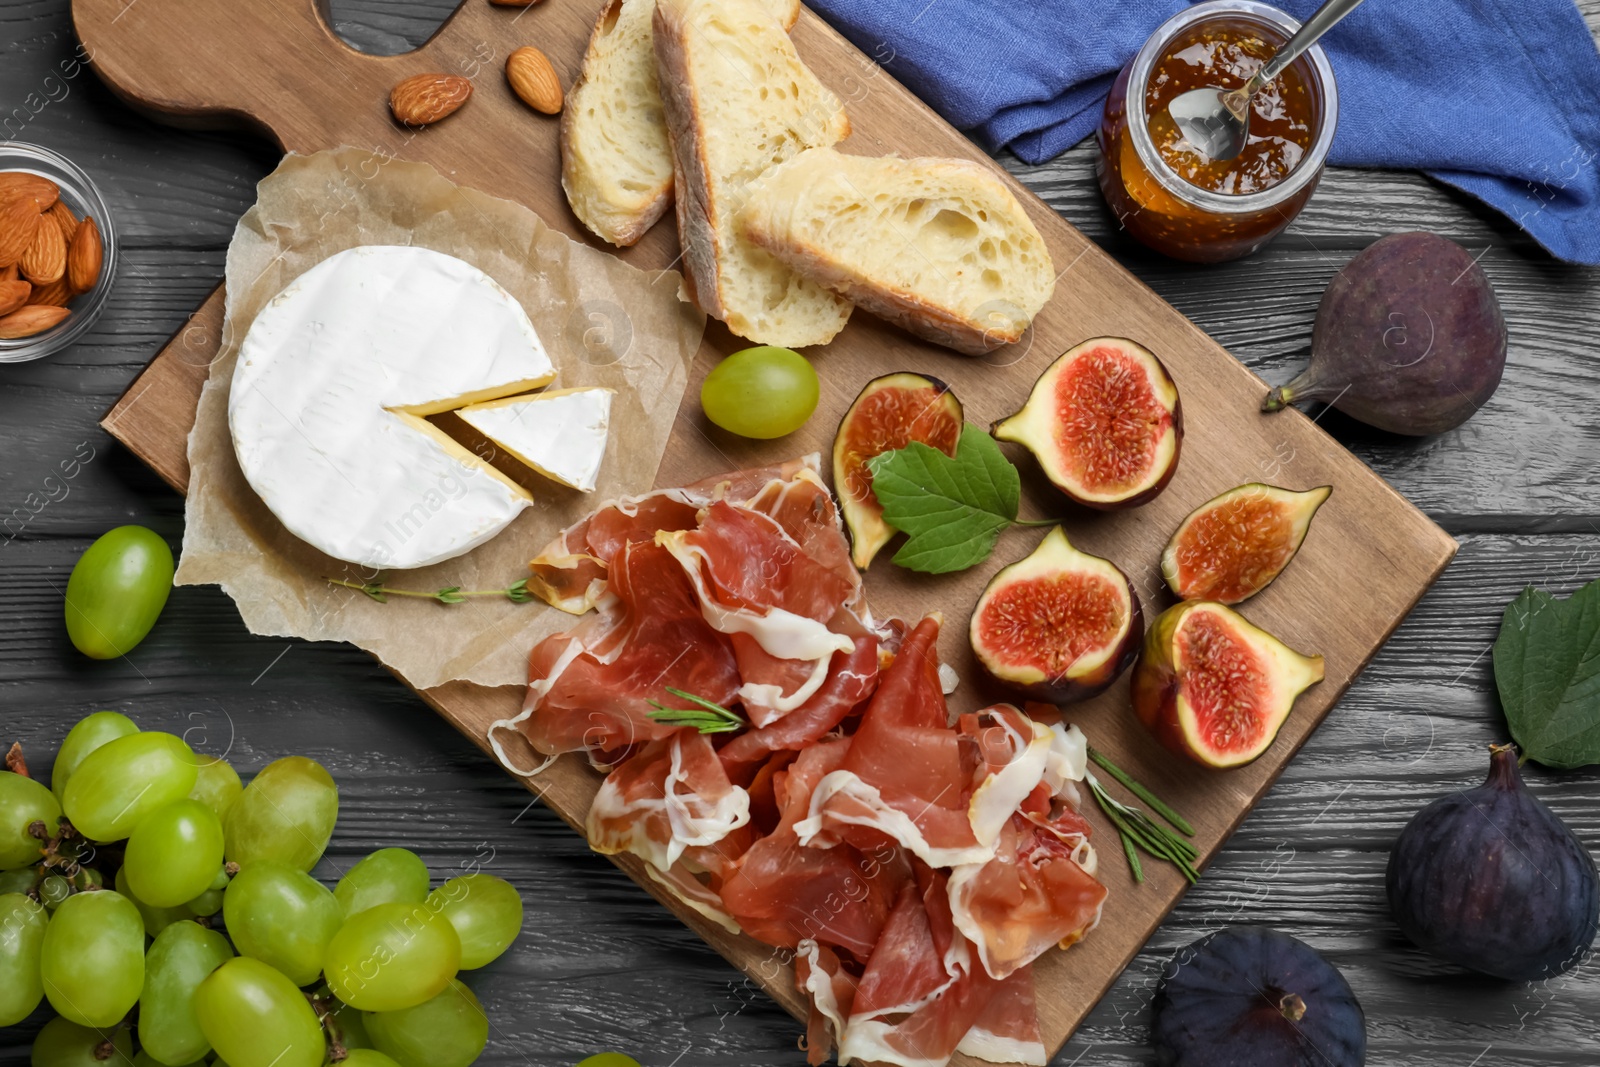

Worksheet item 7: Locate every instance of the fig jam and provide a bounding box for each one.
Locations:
[1096,1,1337,263]
[1145,31,1314,196]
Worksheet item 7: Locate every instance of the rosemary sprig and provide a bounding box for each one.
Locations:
[646,688,748,734]
[324,576,535,605]
[1088,745,1196,836]
[1084,749,1200,885]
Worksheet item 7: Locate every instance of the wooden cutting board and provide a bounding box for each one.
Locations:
[79,0,1456,1060]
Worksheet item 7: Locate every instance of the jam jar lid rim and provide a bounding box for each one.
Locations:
[1128,0,1340,215]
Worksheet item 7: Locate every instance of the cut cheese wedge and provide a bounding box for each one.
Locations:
[457,387,614,493]
[229,246,555,570]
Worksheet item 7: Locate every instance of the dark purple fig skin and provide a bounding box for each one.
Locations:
[1387,744,1599,981]
[1153,926,1366,1067]
[1262,232,1506,435]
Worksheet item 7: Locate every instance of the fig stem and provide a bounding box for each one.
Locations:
[1088,747,1195,836]
[1261,385,1293,413]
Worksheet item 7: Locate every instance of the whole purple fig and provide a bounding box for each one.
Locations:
[1387,744,1598,981]
[1262,232,1506,435]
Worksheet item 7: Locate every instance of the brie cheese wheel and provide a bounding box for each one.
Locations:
[457,387,614,493]
[229,246,556,570]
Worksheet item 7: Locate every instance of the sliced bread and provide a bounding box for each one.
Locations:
[561,0,800,247]
[654,0,853,348]
[739,147,1057,354]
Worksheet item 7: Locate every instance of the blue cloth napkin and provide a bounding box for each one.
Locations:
[807,0,1600,264]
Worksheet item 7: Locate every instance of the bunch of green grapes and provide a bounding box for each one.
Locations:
[0,710,603,1067]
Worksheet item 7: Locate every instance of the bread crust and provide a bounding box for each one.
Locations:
[741,151,1054,355]
[560,0,675,247]
[653,0,726,321]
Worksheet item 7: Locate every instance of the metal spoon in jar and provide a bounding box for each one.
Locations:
[1167,0,1366,162]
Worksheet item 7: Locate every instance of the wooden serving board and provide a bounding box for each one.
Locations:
[79,0,1456,1060]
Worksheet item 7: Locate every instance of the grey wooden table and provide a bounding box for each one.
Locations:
[4,0,1599,1063]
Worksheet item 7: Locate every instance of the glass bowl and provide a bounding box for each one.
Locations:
[0,141,119,363]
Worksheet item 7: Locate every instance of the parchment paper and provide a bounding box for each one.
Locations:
[176,148,704,689]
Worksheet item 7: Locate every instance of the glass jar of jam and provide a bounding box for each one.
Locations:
[1096,0,1338,263]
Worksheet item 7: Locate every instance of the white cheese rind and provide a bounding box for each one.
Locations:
[229,246,555,570]
[456,387,614,493]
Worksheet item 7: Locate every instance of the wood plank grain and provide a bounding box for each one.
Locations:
[69,0,1459,1057]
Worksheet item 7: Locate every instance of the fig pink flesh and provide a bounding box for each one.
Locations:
[1178,610,1274,756]
[1052,344,1171,496]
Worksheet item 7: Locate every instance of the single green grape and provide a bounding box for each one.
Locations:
[336,848,429,918]
[27,1014,132,1067]
[426,873,524,970]
[116,865,192,938]
[51,710,140,803]
[700,345,819,439]
[62,730,199,842]
[187,886,225,917]
[189,757,244,820]
[64,524,174,659]
[0,892,47,1026]
[194,957,326,1067]
[222,861,342,986]
[574,1056,642,1067]
[0,771,59,869]
[364,979,488,1067]
[224,757,338,872]
[39,875,71,909]
[125,798,225,907]
[139,919,234,1066]
[324,901,461,1012]
[337,1052,402,1067]
[40,889,144,1027]
[0,866,38,895]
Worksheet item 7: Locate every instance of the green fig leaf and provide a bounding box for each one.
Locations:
[867,425,1020,574]
[1493,577,1600,769]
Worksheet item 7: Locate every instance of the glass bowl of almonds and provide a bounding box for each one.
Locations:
[0,141,117,363]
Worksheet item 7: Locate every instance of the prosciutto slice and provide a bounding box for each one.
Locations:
[796,617,990,868]
[720,740,909,958]
[526,456,823,613]
[516,540,742,762]
[838,869,1005,1067]
[659,500,859,726]
[586,728,750,872]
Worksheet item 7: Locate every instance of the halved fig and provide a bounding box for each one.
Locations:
[832,372,963,568]
[993,337,1182,509]
[969,526,1142,704]
[1131,601,1324,769]
[1161,484,1331,605]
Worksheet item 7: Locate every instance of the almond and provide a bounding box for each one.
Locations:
[390,73,473,126]
[0,200,41,269]
[67,216,102,292]
[0,304,69,340]
[27,277,72,307]
[50,200,80,243]
[0,263,16,283]
[20,213,66,285]
[0,279,30,316]
[507,47,563,114]
[0,172,59,212]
